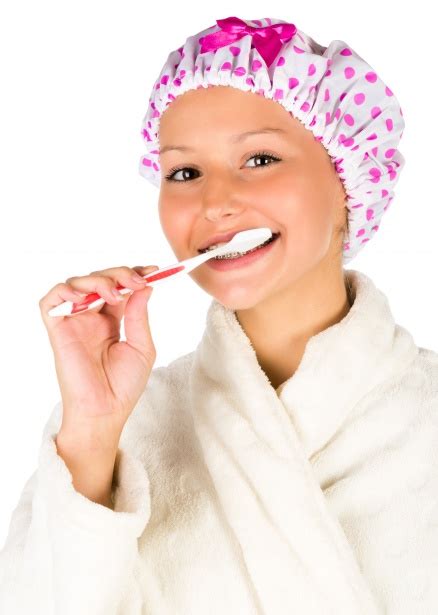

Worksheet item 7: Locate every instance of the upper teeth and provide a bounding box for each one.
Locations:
[205,242,228,251]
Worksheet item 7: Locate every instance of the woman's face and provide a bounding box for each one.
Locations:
[157,85,347,310]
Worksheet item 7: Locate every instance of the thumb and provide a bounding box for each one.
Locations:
[123,284,156,361]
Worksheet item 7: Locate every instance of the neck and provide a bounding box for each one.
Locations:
[235,266,353,390]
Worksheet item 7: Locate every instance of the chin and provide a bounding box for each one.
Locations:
[211,285,266,312]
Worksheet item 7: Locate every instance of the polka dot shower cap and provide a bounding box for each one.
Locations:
[138,16,405,264]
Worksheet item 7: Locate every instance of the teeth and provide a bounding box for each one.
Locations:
[205,242,228,251]
[213,235,278,259]
[202,233,278,254]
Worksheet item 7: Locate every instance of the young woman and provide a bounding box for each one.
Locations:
[1,16,437,615]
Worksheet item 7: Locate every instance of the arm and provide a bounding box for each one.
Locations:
[0,400,151,615]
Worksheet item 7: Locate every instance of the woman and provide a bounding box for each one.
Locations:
[1,16,437,615]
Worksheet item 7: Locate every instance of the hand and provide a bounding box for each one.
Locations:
[39,265,159,448]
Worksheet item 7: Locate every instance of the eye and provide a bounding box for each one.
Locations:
[163,151,281,183]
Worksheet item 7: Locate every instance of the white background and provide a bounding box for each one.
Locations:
[0,1,436,545]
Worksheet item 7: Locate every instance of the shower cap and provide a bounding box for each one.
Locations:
[138,16,405,264]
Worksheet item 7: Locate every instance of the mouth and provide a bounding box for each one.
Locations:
[198,231,281,258]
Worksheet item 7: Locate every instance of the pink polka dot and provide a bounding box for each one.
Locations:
[340,92,347,102]
[274,89,284,100]
[277,56,286,66]
[308,63,316,76]
[324,88,330,101]
[142,157,152,167]
[152,162,159,171]
[386,118,393,131]
[357,228,366,237]
[344,113,355,126]
[293,45,305,53]
[288,77,299,89]
[160,75,169,85]
[173,78,182,87]
[300,101,311,112]
[366,133,378,141]
[354,92,365,105]
[385,148,396,158]
[252,59,263,71]
[340,47,352,56]
[344,66,355,79]
[371,146,378,157]
[385,86,393,96]
[233,66,246,76]
[366,208,375,220]
[229,46,241,57]
[220,62,232,71]
[246,77,255,86]
[369,167,382,183]
[371,106,382,119]
[365,72,377,83]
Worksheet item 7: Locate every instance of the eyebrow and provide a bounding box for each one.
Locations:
[159,127,287,155]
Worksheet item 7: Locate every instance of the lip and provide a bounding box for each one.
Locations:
[204,232,281,271]
[198,228,278,252]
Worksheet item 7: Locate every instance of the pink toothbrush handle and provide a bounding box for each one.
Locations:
[54,265,186,316]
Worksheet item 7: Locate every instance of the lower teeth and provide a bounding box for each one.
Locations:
[213,236,276,259]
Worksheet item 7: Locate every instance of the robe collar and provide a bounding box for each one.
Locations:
[194,268,418,460]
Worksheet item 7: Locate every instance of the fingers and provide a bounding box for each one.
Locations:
[39,265,159,322]
[123,284,156,364]
[39,283,88,328]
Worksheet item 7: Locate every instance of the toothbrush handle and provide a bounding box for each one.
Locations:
[48,253,208,317]
[48,264,188,317]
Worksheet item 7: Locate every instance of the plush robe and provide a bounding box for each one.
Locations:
[1,268,437,614]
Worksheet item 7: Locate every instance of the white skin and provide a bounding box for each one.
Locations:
[157,85,352,390]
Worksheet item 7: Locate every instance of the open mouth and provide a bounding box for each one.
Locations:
[199,232,281,259]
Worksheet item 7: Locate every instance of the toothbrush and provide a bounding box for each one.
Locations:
[48,227,273,317]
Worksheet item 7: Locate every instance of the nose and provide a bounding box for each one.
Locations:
[200,175,246,222]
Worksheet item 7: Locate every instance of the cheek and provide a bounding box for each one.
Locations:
[279,173,335,261]
[158,198,194,256]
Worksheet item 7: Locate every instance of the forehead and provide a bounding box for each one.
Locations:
[158,86,299,144]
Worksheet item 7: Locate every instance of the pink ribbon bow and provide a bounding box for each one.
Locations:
[199,16,297,68]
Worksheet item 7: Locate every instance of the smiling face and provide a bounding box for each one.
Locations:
[157,85,348,310]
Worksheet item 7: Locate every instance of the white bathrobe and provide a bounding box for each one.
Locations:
[1,268,437,615]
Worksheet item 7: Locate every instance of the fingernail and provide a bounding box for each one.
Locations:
[73,290,87,297]
[112,289,124,300]
[132,273,146,282]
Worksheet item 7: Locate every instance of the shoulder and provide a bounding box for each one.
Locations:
[396,344,438,419]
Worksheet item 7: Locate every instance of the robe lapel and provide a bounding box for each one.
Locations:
[187,268,411,613]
